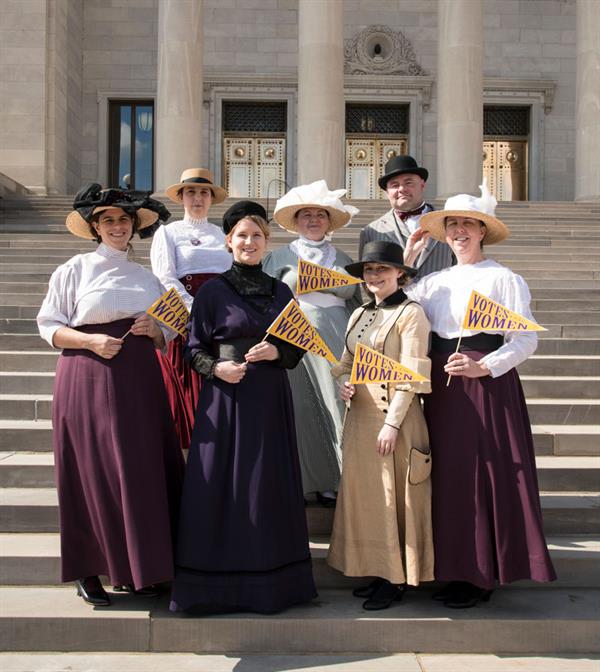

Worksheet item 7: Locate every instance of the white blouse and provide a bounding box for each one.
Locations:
[150,215,232,310]
[405,259,538,378]
[37,243,174,347]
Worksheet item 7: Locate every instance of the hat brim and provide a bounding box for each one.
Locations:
[419,210,510,245]
[345,260,418,279]
[273,204,351,233]
[65,206,159,240]
[378,167,429,190]
[165,182,228,205]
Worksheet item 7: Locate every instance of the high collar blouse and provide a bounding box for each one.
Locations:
[404,259,538,378]
[37,243,172,347]
[150,215,232,310]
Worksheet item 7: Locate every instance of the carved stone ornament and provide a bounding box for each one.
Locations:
[344,25,426,76]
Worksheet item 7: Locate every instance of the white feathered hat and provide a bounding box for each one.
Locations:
[419,179,509,245]
[273,180,359,233]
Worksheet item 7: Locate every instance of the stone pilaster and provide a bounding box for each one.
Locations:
[436,0,483,198]
[297,0,345,188]
[155,0,204,192]
[575,0,600,201]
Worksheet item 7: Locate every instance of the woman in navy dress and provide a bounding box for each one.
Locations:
[170,201,317,614]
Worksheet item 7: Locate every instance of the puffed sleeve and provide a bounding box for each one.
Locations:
[386,303,432,429]
[479,271,538,378]
[150,225,195,311]
[331,307,363,380]
[184,282,219,379]
[37,261,78,347]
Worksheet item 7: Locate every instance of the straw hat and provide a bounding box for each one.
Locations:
[165,168,227,204]
[345,241,417,279]
[65,184,170,240]
[419,180,510,245]
[273,180,359,234]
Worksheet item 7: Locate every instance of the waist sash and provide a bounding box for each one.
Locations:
[217,337,261,363]
[431,332,503,353]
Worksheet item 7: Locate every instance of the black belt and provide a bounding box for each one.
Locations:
[431,332,504,353]
[216,337,261,363]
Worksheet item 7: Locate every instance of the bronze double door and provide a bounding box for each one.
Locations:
[223,136,286,199]
[483,139,528,201]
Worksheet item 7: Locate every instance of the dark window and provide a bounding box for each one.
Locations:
[484,106,530,137]
[223,102,287,134]
[108,100,154,190]
[346,104,409,134]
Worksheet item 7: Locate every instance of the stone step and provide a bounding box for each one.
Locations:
[536,339,600,356]
[0,351,57,372]
[1,420,596,456]
[520,376,600,399]
[1,532,598,591]
[2,451,596,492]
[1,488,597,535]
[518,356,600,377]
[0,373,54,394]
[0,585,598,654]
[527,399,600,424]
[0,395,52,421]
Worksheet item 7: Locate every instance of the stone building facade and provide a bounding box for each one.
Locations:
[0,0,598,202]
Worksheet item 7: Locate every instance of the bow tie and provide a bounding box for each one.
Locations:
[396,204,426,222]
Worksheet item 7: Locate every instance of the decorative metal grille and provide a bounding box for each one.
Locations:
[223,103,287,133]
[346,105,409,135]
[484,106,530,137]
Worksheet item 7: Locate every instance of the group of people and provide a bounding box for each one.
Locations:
[37,153,556,616]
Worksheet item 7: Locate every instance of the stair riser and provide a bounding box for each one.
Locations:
[518,359,600,376]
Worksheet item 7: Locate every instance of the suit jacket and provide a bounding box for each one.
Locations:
[359,206,454,281]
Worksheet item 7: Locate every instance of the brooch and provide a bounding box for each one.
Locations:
[190,238,201,246]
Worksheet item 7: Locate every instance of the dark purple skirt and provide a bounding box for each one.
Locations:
[424,349,556,590]
[52,318,185,588]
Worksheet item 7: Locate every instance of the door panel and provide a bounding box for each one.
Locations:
[345,138,407,199]
[224,137,285,199]
[483,139,528,201]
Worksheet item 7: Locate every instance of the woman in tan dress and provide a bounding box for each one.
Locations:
[327,241,434,610]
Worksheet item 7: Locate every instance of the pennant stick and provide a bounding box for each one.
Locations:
[446,327,464,387]
[120,328,132,339]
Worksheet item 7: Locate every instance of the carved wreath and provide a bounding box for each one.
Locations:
[344,25,426,76]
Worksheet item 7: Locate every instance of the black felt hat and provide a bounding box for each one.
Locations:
[378,155,429,190]
[222,200,268,234]
[345,241,417,279]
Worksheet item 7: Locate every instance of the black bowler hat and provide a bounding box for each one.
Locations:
[378,154,429,190]
[345,241,417,279]
[222,200,268,234]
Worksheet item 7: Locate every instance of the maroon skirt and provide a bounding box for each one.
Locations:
[52,318,185,588]
[424,348,556,590]
[156,273,217,452]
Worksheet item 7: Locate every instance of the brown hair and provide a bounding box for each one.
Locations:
[225,215,270,252]
[88,208,139,244]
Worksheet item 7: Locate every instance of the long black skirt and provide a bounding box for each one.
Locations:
[424,349,556,590]
[52,319,185,588]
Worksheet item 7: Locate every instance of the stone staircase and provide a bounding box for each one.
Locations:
[0,195,599,655]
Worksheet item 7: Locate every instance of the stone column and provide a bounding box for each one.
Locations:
[575,0,600,201]
[297,0,345,188]
[155,0,204,192]
[436,0,483,198]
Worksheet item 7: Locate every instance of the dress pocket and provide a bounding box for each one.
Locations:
[408,446,432,485]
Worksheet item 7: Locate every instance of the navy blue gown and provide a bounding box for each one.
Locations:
[170,265,317,614]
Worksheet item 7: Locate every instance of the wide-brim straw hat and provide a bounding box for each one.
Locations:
[345,241,417,279]
[273,180,359,234]
[65,205,159,240]
[419,180,510,245]
[165,168,227,204]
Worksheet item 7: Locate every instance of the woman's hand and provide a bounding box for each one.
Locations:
[84,334,123,360]
[339,381,355,402]
[405,229,430,266]
[444,352,490,378]
[245,342,279,363]
[131,314,165,348]
[376,424,398,456]
[214,360,247,384]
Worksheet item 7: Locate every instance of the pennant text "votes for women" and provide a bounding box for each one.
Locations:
[462,290,546,333]
[296,259,363,295]
[266,299,337,363]
[350,342,429,385]
[146,287,190,336]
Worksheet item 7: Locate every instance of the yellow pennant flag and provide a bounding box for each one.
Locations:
[146,287,190,336]
[266,299,337,363]
[349,342,429,385]
[296,259,363,295]
[462,289,547,333]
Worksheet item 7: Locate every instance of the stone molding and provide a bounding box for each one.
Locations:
[344,25,427,76]
[483,78,556,114]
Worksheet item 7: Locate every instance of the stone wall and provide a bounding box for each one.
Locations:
[0,0,48,191]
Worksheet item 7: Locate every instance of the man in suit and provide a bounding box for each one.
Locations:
[359,155,454,280]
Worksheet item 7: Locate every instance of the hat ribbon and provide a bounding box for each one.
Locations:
[182,177,213,186]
